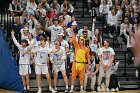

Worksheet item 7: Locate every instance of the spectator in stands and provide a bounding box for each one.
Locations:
[97,40,115,92]
[84,52,99,92]
[58,33,69,53]
[28,14,38,35]
[120,17,133,45]
[32,38,56,93]
[121,0,131,13]
[20,0,27,10]
[132,0,139,12]
[60,0,74,16]
[26,0,37,15]
[99,0,110,24]
[101,0,113,7]
[40,0,50,12]
[129,6,135,17]
[59,15,67,32]
[50,0,61,14]
[131,12,140,25]
[93,28,102,45]
[90,36,100,53]
[107,6,120,38]
[20,10,29,24]
[37,3,46,16]
[21,27,29,40]
[46,7,57,22]
[68,39,74,72]
[66,21,77,41]
[77,24,92,39]
[82,31,91,48]
[69,29,90,93]
[35,23,41,34]
[114,0,120,8]
[34,10,41,22]
[62,9,72,26]
[125,33,135,65]
[13,16,23,41]
[50,40,69,93]
[67,16,76,28]
[36,26,46,42]
[109,61,119,92]
[9,0,22,17]
[27,33,36,46]
[46,18,64,43]
[11,30,35,93]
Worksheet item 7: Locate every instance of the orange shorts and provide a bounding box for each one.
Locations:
[71,62,86,81]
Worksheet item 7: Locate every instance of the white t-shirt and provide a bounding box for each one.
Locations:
[33,46,52,65]
[60,40,69,49]
[21,34,28,40]
[99,4,110,14]
[98,47,115,65]
[77,29,92,38]
[27,38,36,46]
[48,25,64,42]
[64,15,71,25]
[50,47,66,66]
[89,43,98,53]
[12,35,34,64]
[66,28,72,38]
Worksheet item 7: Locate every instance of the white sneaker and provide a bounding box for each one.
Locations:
[111,88,115,92]
[97,86,101,92]
[49,87,57,93]
[115,87,119,92]
[109,33,113,38]
[69,89,74,92]
[91,89,96,92]
[37,90,42,93]
[106,87,110,92]
[89,10,92,12]
[80,89,86,93]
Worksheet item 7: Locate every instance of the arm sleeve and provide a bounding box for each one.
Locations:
[70,4,74,13]
[12,35,21,49]
[72,32,79,48]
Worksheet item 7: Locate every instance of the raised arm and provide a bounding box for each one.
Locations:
[71,29,79,48]
[11,31,21,49]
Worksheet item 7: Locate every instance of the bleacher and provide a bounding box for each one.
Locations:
[0,0,139,92]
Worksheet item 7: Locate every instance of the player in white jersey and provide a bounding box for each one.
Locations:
[50,40,69,93]
[11,30,35,93]
[32,38,56,93]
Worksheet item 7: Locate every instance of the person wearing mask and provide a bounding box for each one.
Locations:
[69,28,90,93]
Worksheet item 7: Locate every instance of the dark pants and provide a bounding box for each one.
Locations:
[127,47,135,65]
[109,25,116,34]
[109,74,119,89]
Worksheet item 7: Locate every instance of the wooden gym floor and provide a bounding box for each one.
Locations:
[0,89,140,93]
